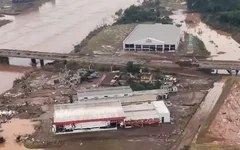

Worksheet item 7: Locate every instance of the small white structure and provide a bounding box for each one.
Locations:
[77,86,133,100]
[123,24,181,52]
[153,101,170,123]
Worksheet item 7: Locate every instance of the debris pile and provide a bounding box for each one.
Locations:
[58,69,98,89]
[0,136,5,144]
[16,134,30,143]
[0,110,15,121]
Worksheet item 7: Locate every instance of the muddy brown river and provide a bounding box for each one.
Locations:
[0,0,140,94]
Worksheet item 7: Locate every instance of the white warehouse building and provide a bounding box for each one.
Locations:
[77,86,133,100]
[123,24,181,52]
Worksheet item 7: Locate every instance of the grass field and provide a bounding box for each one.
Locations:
[80,24,136,55]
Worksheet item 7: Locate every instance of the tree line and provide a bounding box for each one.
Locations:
[187,0,240,32]
[115,0,172,24]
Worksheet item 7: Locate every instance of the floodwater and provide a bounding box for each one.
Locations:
[0,0,140,94]
[0,119,42,150]
[0,71,22,94]
[171,10,240,61]
[0,0,139,53]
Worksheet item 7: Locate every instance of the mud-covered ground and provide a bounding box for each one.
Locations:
[0,66,216,150]
[205,80,240,147]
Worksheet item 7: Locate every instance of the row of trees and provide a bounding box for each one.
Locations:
[187,0,240,13]
[115,0,172,24]
[187,0,240,32]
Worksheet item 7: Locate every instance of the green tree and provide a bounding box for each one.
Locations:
[126,61,140,73]
[142,67,149,72]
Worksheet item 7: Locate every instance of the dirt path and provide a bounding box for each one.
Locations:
[171,82,224,150]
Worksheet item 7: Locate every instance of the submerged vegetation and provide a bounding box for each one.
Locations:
[187,0,240,42]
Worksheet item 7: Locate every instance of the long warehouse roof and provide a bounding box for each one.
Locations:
[77,86,133,98]
[54,100,125,125]
[124,24,181,44]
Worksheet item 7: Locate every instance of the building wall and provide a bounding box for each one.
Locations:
[78,92,133,100]
[123,41,178,53]
[158,112,170,123]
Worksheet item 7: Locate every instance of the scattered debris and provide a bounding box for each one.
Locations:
[0,136,5,144]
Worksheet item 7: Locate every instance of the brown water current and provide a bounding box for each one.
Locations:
[0,119,42,150]
[171,10,240,61]
[0,71,22,94]
[0,0,139,53]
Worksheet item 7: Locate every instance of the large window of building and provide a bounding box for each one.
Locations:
[170,45,175,50]
[164,44,170,51]
[143,45,150,51]
[125,44,130,48]
[150,45,156,51]
[157,45,163,51]
[136,45,141,51]
[125,44,135,51]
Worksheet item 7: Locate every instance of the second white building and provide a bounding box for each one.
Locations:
[123,24,181,53]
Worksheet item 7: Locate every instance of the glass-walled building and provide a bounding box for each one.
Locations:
[123,24,181,53]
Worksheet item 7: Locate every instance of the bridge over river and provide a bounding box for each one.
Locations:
[198,60,240,74]
[1,49,240,74]
[0,49,145,67]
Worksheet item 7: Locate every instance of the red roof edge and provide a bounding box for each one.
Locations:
[54,117,126,126]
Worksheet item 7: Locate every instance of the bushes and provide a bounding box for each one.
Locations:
[115,2,172,24]
[126,61,141,74]
[187,0,240,34]
[130,80,161,91]
[187,0,240,13]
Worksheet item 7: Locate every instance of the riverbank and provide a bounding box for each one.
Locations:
[203,15,240,44]
[73,0,173,54]
[0,14,12,27]
[186,0,240,44]
[171,10,240,61]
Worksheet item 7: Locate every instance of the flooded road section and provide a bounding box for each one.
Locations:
[171,10,240,61]
[0,119,42,150]
[0,0,139,53]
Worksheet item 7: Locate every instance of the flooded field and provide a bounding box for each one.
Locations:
[171,10,240,61]
[0,119,41,150]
